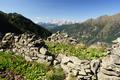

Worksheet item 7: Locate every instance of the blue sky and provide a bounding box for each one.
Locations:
[0,0,120,22]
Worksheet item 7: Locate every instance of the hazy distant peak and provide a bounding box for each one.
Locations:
[48,19,81,26]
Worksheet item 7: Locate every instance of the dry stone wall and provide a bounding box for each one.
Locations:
[0,33,54,65]
[47,31,78,44]
[0,32,120,80]
[97,39,120,80]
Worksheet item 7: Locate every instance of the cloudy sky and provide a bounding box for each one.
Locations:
[0,0,120,22]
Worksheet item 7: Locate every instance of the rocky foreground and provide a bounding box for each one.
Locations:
[0,32,120,80]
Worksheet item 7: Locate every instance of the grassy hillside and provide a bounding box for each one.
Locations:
[51,13,120,45]
[0,11,52,38]
[0,52,64,80]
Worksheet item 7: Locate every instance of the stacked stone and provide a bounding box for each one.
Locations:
[0,33,54,65]
[97,38,120,80]
[47,31,78,44]
[53,54,101,80]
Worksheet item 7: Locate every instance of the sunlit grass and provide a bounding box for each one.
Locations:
[45,41,106,60]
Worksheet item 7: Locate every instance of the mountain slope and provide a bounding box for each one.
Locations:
[51,13,120,45]
[0,11,52,38]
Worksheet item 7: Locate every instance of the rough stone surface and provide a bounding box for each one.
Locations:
[47,31,78,44]
[0,33,54,66]
[90,59,101,74]
[55,54,93,80]
[97,37,120,80]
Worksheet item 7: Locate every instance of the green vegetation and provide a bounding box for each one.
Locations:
[45,41,106,60]
[0,52,64,80]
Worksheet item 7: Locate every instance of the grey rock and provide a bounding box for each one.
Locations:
[31,57,38,60]
[72,69,78,76]
[90,59,101,74]
[61,55,70,64]
[36,58,47,63]
[85,69,91,73]
[0,49,4,52]
[53,59,60,65]
[39,47,48,55]
[24,56,32,62]
[54,64,61,69]
[83,76,91,80]
[67,62,75,68]
[61,64,72,73]
[101,54,120,68]
[47,56,53,61]
[69,56,81,65]
[47,31,78,44]
[82,64,90,69]
[2,33,14,41]
[65,73,74,80]
[112,38,120,43]
[97,71,120,80]
[102,69,120,77]
[77,75,84,80]
[78,69,87,76]
[37,54,46,59]
[28,47,39,57]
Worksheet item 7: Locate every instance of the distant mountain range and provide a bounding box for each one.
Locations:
[50,13,120,45]
[38,20,80,30]
[0,11,51,38]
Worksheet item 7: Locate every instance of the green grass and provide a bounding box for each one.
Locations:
[0,51,64,80]
[45,41,106,60]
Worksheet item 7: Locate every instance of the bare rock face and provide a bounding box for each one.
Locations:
[0,32,54,66]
